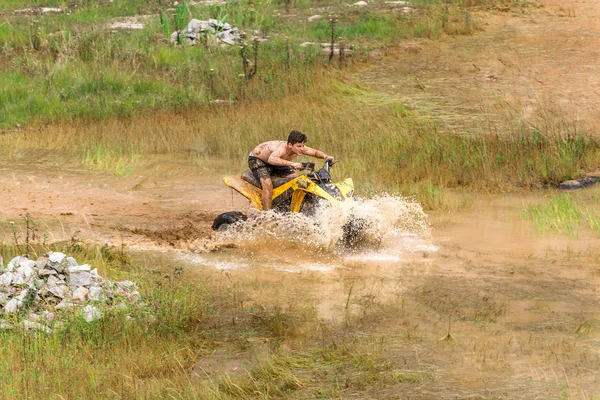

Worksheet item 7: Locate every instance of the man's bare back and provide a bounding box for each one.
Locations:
[251,141,297,166]
[248,131,333,210]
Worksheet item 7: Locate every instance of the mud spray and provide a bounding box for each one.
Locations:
[181,195,438,270]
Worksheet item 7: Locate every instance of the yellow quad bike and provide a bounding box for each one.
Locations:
[212,160,367,247]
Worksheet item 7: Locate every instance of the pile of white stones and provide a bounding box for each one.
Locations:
[171,19,241,46]
[0,252,142,334]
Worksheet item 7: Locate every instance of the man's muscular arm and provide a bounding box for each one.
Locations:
[267,147,302,169]
[302,146,333,161]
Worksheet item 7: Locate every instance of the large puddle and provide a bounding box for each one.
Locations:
[173,193,438,273]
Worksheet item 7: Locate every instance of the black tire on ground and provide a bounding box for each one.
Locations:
[342,218,371,248]
[212,211,247,231]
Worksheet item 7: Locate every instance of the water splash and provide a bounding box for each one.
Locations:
[210,193,434,252]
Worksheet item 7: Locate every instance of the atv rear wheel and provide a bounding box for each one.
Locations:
[212,211,247,231]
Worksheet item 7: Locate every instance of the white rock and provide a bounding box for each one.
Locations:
[55,299,74,309]
[65,257,78,268]
[308,15,322,22]
[0,321,14,330]
[35,257,49,270]
[8,256,28,270]
[72,287,89,302]
[0,272,14,286]
[22,320,53,334]
[300,42,314,47]
[38,268,57,277]
[90,268,106,284]
[128,291,141,304]
[16,288,30,301]
[48,252,67,266]
[82,305,103,323]
[352,1,368,6]
[42,311,55,323]
[18,259,36,270]
[68,265,91,273]
[27,312,41,322]
[46,276,68,299]
[47,253,68,273]
[109,22,144,30]
[89,286,107,302]
[68,265,92,288]
[41,7,62,13]
[0,292,6,303]
[385,0,408,4]
[4,298,22,314]
[13,264,35,285]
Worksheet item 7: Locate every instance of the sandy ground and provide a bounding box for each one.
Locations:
[0,152,248,248]
[361,0,600,135]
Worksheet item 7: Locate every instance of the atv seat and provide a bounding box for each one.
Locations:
[241,170,291,189]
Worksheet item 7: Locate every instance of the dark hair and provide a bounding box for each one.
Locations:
[287,130,307,145]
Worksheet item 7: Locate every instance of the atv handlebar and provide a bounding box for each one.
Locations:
[324,159,339,174]
[301,162,315,171]
[300,160,338,173]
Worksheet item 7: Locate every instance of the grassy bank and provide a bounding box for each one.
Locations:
[2,80,597,200]
[0,0,492,128]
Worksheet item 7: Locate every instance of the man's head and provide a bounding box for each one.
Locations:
[287,130,307,155]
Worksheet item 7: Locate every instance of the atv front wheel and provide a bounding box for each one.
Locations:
[341,218,376,248]
[212,211,247,231]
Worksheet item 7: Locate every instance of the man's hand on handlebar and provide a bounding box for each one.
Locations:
[291,162,303,170]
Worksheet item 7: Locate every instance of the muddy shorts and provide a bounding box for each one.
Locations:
[248,156,293,181]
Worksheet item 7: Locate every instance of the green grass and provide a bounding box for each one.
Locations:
[523,194,584,236]
[523,193,600,237]
[0,0,483,129]
[83,143,140,175]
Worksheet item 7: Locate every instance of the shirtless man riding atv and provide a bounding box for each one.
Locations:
[249,130,334,210]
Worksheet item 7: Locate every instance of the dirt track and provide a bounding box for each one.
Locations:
[0,153,247,247]
[362,0,600,135]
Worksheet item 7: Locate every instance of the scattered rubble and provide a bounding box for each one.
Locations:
[171,19,241,46]
[300,41,352,55]
[0,252,145,333]
[13,7,63,14]
[189,0,228,5]
[41,7,62,13]
[110,22,144,30]
[385,1,412,12]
